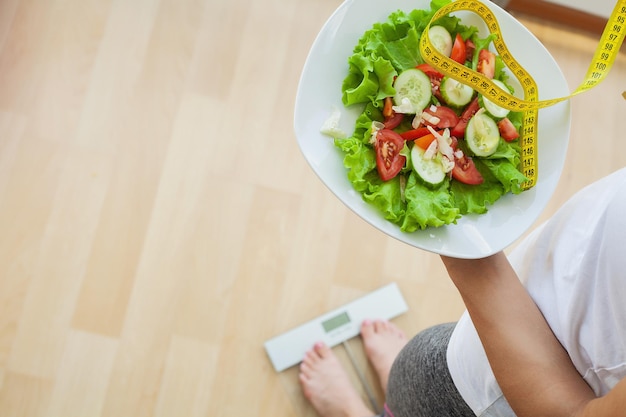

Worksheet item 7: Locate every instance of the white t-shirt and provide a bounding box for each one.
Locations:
[447,167,626,416]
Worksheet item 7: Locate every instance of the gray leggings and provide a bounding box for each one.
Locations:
[381,323,475,417]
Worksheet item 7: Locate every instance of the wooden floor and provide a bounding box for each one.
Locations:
[0,0,624,415]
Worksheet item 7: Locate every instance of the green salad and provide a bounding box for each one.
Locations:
[328,0,529,231]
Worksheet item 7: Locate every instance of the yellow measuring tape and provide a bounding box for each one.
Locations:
[420,0,626,189]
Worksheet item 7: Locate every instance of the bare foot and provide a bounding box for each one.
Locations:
[299,342,374,417]
[361,320,408,393]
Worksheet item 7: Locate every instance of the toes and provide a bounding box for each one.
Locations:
[301,345,322,372]
[298,372,314,400]
[302,349,317,366]
[298,367,308,383]
[362,319,395,339]
[300,359,313,376]
[361,319,374,338]
[362,319,395,343]
[395,326,407,339]
[373,319,388,333]
[301,341,332,372]
[385,321,406,339]
[362,318,408,345]
[373,320,391,334]
[313,341,331,358]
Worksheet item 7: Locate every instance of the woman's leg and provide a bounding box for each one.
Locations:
[361,319,409,393]
[299,342,375,417]
[384,323,475,417]
[299,319,410,417]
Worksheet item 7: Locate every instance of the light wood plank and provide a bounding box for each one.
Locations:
[153,336,218,417]
[46,330,118,416]
[7,146,111,378]
[0,371,52,417]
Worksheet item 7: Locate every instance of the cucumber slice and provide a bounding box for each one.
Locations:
[411,145,446,187]
[466,112,500,157]
[482,79,511,119]
[440,77,474,108]
[427,26,453,57]
[393,68,432,114]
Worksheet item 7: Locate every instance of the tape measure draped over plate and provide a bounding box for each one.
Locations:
[420,0,626,189]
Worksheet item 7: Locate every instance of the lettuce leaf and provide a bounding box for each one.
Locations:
[342,2,456,108]
[335,136,376,193]
[448,158,498,214]
[481,158,528,195]
[342,56,397,106]
[401,174,460,231]
[363,176,407,223]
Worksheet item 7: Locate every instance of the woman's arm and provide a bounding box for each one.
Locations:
[441,251,625,417]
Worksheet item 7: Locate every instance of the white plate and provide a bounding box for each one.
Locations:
[293,0,571,259]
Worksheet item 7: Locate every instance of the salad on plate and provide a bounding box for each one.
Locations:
[323,0,529,231]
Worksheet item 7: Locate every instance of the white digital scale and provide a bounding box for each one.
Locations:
[264,283,408,412]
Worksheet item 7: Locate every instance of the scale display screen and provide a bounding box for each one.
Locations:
[322,311,351,333]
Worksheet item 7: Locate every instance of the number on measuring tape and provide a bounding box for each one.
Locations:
[420,0,626,190]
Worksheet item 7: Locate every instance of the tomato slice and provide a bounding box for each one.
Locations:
[450,34,466,64]
[416,63,445,101]
[384,113,404,130]
[497,117,520,142]
[415,63,444,79]
[449,136,459,149]
[375,129,406,181]
[477,49,496,79]
[381,96,405,129]
[422,105,459,129]
[452,153,484,185]
[450,97,480,138]
[465,39,476,63]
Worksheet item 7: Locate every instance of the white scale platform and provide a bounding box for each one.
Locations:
[264,283,408,372]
